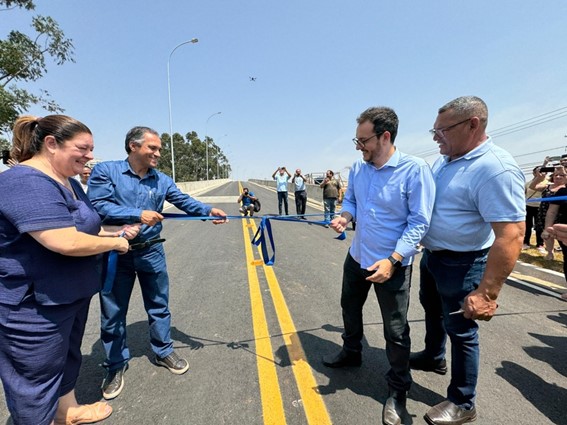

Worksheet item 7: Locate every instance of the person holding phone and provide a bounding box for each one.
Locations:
[238,187,257,216]
[530,166,566,259]
[292,168,308,219]
[272,166,291,215]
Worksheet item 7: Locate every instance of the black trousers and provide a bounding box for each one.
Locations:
[277,191,288,215]
[295,190,307,216]
[340,252,412,391]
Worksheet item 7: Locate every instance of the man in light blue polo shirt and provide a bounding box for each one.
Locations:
[322,106,435,425]
[412,96,525,425]
[272,166,291,215]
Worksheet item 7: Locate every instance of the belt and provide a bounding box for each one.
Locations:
[129,237,166,251]
[427,247,490,257]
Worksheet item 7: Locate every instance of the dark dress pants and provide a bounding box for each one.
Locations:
[277,191,289,215]
[341,252,412,392]
[295,190,307,217]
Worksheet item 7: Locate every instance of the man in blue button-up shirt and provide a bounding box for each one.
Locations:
[322,107,435,425]
[88,126,227,401]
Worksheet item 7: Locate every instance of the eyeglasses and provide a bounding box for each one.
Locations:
[352,132,383,148]
[429,118,471,138]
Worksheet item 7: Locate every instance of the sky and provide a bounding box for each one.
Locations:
[2,1,567,180]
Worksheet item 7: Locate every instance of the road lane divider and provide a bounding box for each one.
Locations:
[241,217,287,425]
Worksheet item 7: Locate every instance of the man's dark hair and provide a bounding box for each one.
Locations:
[125,126,160,153]
[356,107,399,143]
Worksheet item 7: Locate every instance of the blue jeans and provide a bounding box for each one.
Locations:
[341,253,412,391]
[419,248,488,409]
[323,197,337,222]
[100,244,173,371]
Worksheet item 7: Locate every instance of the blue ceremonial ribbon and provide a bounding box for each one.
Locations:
[162,212,346,266]
[102,231,125,295]
[528,196,567,202]
[101,213,345,294]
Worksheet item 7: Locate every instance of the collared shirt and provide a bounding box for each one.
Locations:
[421,138,525,252]
[293,176,306,192]
[274,174,289,192]
[341,149,435,268]
[88,159,212,243]
[241,192,255,206]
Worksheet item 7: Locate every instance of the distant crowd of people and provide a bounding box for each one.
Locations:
[1,95,566,425]
[524,156,567,299]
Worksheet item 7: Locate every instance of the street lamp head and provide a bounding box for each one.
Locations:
[190,38,199,43]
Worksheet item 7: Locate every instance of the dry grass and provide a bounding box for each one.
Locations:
[519,245,564,273]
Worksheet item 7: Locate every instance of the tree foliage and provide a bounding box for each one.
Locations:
[0,0,74,133]
[158,132,231,182]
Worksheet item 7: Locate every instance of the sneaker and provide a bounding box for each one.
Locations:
[537,246,547,254]
[155,351,189,375]
[522,244,530,250]
[409,351,447,375]
[101,364,128,400]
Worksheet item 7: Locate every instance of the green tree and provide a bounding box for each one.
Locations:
[0,0,74,133]
[158,131,230,182]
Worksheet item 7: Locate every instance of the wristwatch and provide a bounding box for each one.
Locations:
[387,256,402,268]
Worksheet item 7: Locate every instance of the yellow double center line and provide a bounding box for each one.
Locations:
[238,185,331,424]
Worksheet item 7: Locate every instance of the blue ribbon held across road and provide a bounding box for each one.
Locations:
[102,213,345,293]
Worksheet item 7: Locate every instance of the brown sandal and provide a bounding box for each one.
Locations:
[55,401,113,425]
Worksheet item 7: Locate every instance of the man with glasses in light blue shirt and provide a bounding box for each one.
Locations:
[322,106,435,425]
[412,96,525,425]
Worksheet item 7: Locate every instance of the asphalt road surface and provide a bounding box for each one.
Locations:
[1,181,566,425]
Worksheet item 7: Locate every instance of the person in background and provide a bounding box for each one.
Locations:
[78,163,92,192]
[88,126,227,401]
[413,96,525,425]
[320,169,342,225]
[542,171,567,281]
[530,167,566,260]
[292,168,308,219]
[548,222,567,300]
[272,166,291,215]
[523,166,545,251]
[0,115,139,425]
[322,106,435,425]
[238,187,257,216]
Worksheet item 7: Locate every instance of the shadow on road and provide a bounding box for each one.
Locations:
[496,361,567,425]
[495,310,567,425]
[273,322,444,425]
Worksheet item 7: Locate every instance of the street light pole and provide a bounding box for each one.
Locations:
[215,134,228,179]
[205,111,221,181]
[167,38,198,183]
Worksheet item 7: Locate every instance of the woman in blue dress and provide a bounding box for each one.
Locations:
[0,115,139,425]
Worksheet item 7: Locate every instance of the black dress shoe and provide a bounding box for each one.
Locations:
[424,400,477,425]
[322,349,362,368]
[409,350,447,375]
[382,389,406,425]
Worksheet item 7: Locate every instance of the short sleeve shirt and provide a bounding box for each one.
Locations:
[0,166,103,305]
[421,139,525,251]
